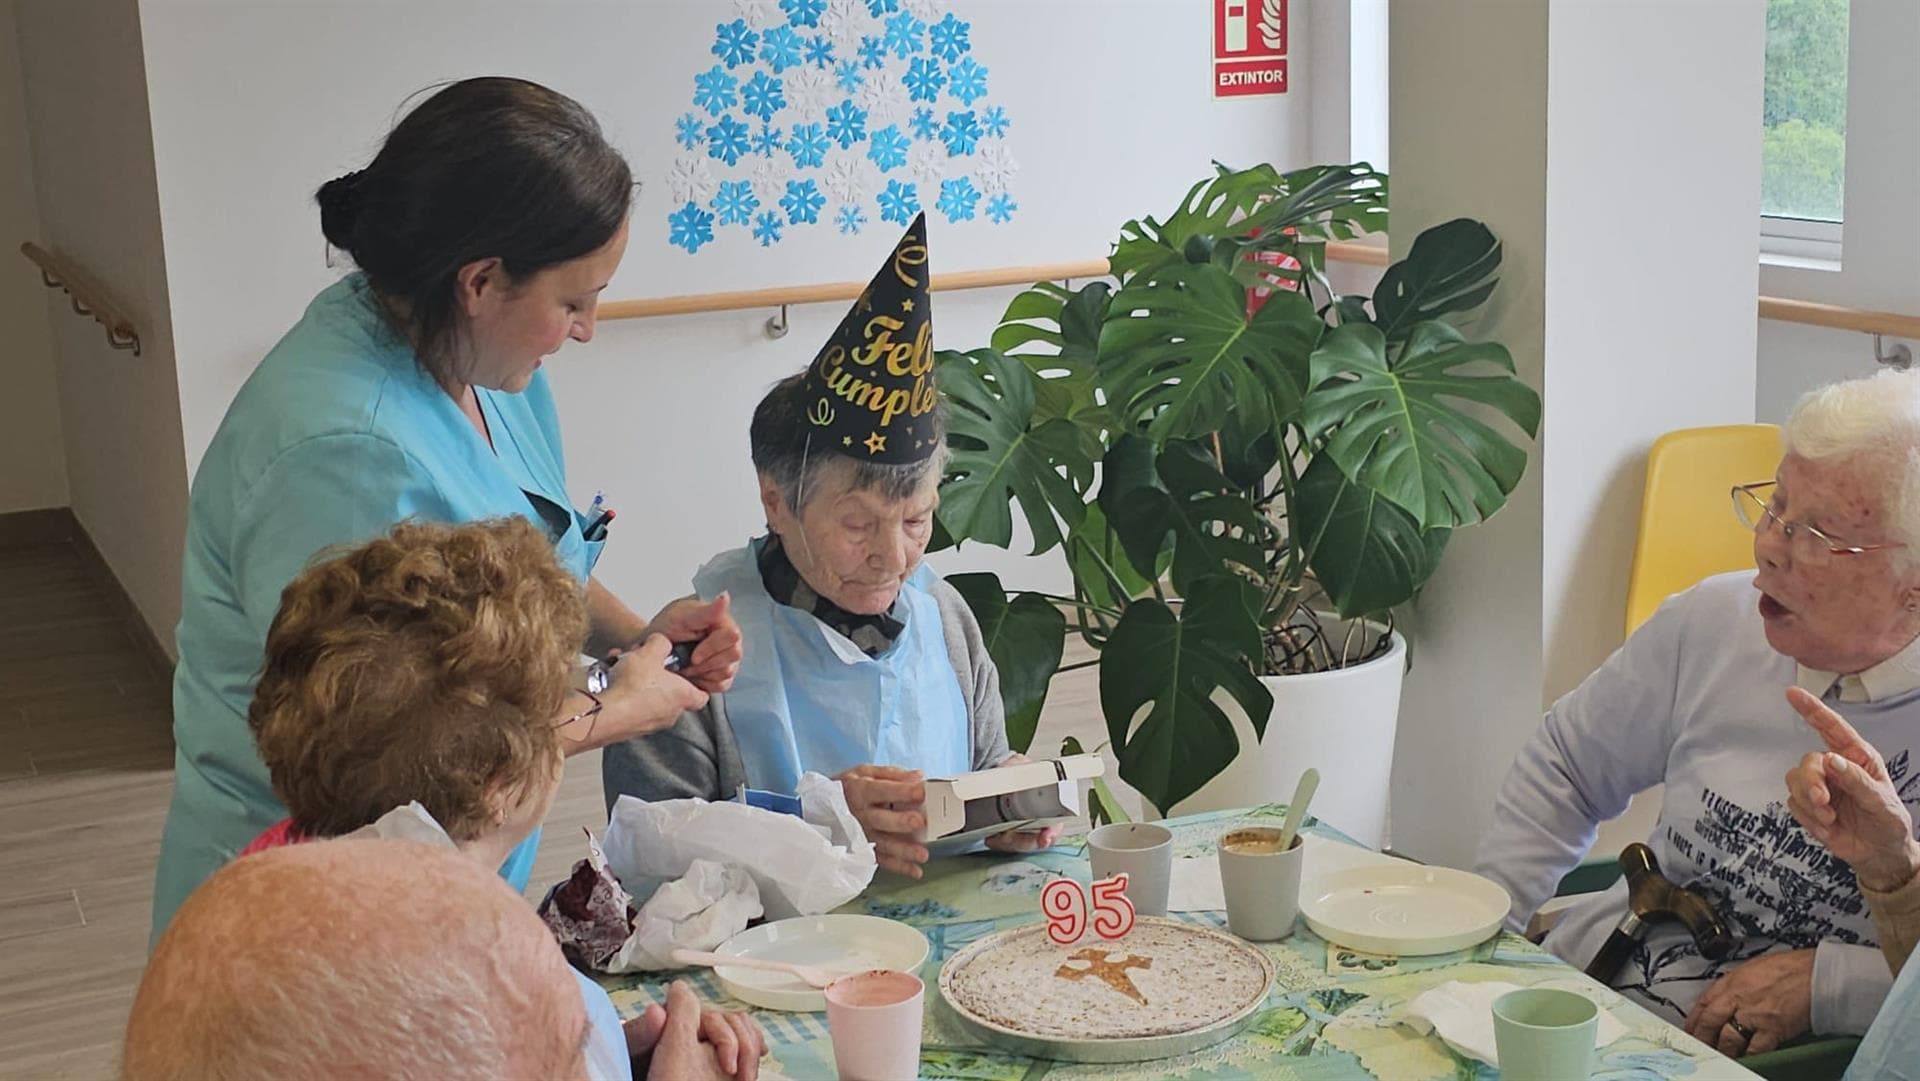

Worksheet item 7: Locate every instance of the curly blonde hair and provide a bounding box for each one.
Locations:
[248,518,589,842]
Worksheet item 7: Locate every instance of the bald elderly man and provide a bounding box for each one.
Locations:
[124,840,759,1080]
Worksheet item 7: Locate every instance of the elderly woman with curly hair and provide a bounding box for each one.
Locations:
[233,517,763,1081]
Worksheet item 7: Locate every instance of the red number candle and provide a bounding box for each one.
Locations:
[1042,877,1088,945]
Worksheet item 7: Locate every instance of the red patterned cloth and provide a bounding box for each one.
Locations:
[239,817,313,857]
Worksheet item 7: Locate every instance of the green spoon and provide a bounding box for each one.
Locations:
[1276,767,1320,853]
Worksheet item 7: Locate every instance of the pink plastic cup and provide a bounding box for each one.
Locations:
[823,969,925,1081]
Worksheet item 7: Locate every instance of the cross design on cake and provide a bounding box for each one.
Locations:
[1054,948,1152,1006]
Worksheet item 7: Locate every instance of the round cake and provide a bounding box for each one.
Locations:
[939,917,1274,1047]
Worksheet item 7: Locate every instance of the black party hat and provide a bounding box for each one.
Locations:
[798,213,936,462]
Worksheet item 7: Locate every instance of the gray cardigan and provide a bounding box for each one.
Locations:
[601,576,1011,811]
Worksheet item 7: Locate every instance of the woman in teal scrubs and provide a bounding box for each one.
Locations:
[152,77,742,939]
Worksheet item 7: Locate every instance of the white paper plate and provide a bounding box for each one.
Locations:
[1301,864,1511,956]
[710,914,930,1011]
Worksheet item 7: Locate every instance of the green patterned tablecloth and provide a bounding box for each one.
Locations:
[595,805,1756,1080]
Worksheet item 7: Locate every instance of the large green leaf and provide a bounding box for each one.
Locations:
[1111,445,1274,596]
[945,572,1066,754]
[938,348,1096,554]
[1100,264,1321,442]
[1065,501,1156,612]
[1099,575,1273,811]
[1303,321,1541,529]
[1294,455,1451,618]
[990,281,1114,449]
[1372,218,1502,342]
[1111,163,1388,282]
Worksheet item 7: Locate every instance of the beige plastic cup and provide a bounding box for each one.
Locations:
[1492,987,1599,1081]
[1217,826,1304,940]
[823,969,924,1081]
[1088,822,1175,917]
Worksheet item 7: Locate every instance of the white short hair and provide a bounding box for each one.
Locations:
[1783,368,1920,552]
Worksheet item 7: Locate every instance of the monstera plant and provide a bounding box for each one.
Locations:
[935,162,1542,814]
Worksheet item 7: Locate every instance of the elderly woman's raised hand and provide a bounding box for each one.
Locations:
[837,764,931,878]
[1784,686,1920,892]
[645,593,745,693]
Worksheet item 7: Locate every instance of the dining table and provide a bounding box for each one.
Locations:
[592,803,1760,1080]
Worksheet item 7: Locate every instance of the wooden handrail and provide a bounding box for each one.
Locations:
[1756,296,1920,341]
[600,239,1390,321]
[18,242,142,356]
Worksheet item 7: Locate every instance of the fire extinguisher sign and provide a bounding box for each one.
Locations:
[1213,0,1288,98]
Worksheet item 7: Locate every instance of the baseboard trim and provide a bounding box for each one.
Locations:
[0,507,174,684]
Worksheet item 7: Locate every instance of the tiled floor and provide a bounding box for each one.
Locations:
[0,537,1129,1079]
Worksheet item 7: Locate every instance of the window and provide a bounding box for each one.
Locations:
[1761,0,1847,257]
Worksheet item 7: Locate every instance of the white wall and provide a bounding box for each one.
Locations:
[14,0,187,651]
[1756,1,1919,421]
[1388,0,1764,869]
[0,0,67,514]
[137,0,1318,610]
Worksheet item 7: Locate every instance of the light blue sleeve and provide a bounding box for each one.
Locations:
[573,969,634,1081]
[1848,952,1920,1079]
[229,433,452,645]
[1474,592,1690,929]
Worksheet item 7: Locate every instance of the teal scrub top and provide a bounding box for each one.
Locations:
[152,274,603,940]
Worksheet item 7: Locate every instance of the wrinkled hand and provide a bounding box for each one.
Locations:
[1682,949,1815,1058]
[574,635,708,748]
[838,764,930,878]
[641,594,744,694]
[984,754,1063,855]
[1784,687,1920,892]
[627,980,766,1081]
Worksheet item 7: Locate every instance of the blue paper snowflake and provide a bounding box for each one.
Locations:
[864,0,899,15]
[751,122,784,158]
[781,0,825,28]
[948,57,988,105]
[940,110,983,156]
[786,122,830,168]
[866,124,909,171]
[929,13,971,62]
[781,178,825,224]
[878,179,921,225]
[982,105,1010,138]
[858,35,887,69]
[693,65,740,116]
[909,106,939,139]
[710,180,760,226]
[760,25,805,72]
[825,100,868,148]
[904,57,944,103]
[882,12,925,59]
[742,70,786,122]
[937,177,981,223]
[668,201,715,253]
[837,204,868,235]
[711,19,759,68]
[835,60,865,94]
[752,209,784,246]
[674,112,706,149]
[804,35,835,68]
[986,192,1017,224]
[706,114,753,165]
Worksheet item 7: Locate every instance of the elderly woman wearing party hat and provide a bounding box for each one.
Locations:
[603,215,1057,878]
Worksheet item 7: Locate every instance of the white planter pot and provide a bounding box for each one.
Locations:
[1167,629,1406,850]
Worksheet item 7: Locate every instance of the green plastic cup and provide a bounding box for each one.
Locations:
[1492,987,1599,1080]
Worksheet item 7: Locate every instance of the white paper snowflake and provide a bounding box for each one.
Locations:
[822,154,875,206]
[668,154,719,205]
[786,65,838,122]
[855,70,907,125]
[907,139,946,185]
[733,0,781,31]
[902,0,939,21]
[975,142,1020,195]
[752,155,795,197]
[820,0,869,51]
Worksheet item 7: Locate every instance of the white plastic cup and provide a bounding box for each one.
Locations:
[823,969,924,1081]
[1217,826,1304,941]
[1088,822,1175,917]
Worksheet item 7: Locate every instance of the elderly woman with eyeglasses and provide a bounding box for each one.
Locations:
[1476,369,1920,1060]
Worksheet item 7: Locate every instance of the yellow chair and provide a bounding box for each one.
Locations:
[1623,424,1783,637]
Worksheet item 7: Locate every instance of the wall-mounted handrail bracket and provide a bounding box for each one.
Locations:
[1874,334,1912,371]
[18,241,143,357]
[765,304,790,340]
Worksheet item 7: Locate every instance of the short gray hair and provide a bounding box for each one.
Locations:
[1783,368,1920,552]
[749,372,948,512]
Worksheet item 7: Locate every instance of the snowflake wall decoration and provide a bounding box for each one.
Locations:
[667,1,1017,252]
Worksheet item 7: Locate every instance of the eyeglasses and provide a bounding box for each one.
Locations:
[555,689,603,744]
[1730,481,1905,560]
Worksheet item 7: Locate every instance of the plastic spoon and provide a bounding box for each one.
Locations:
[669,947,851,989]
[1275,767,1320,853]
